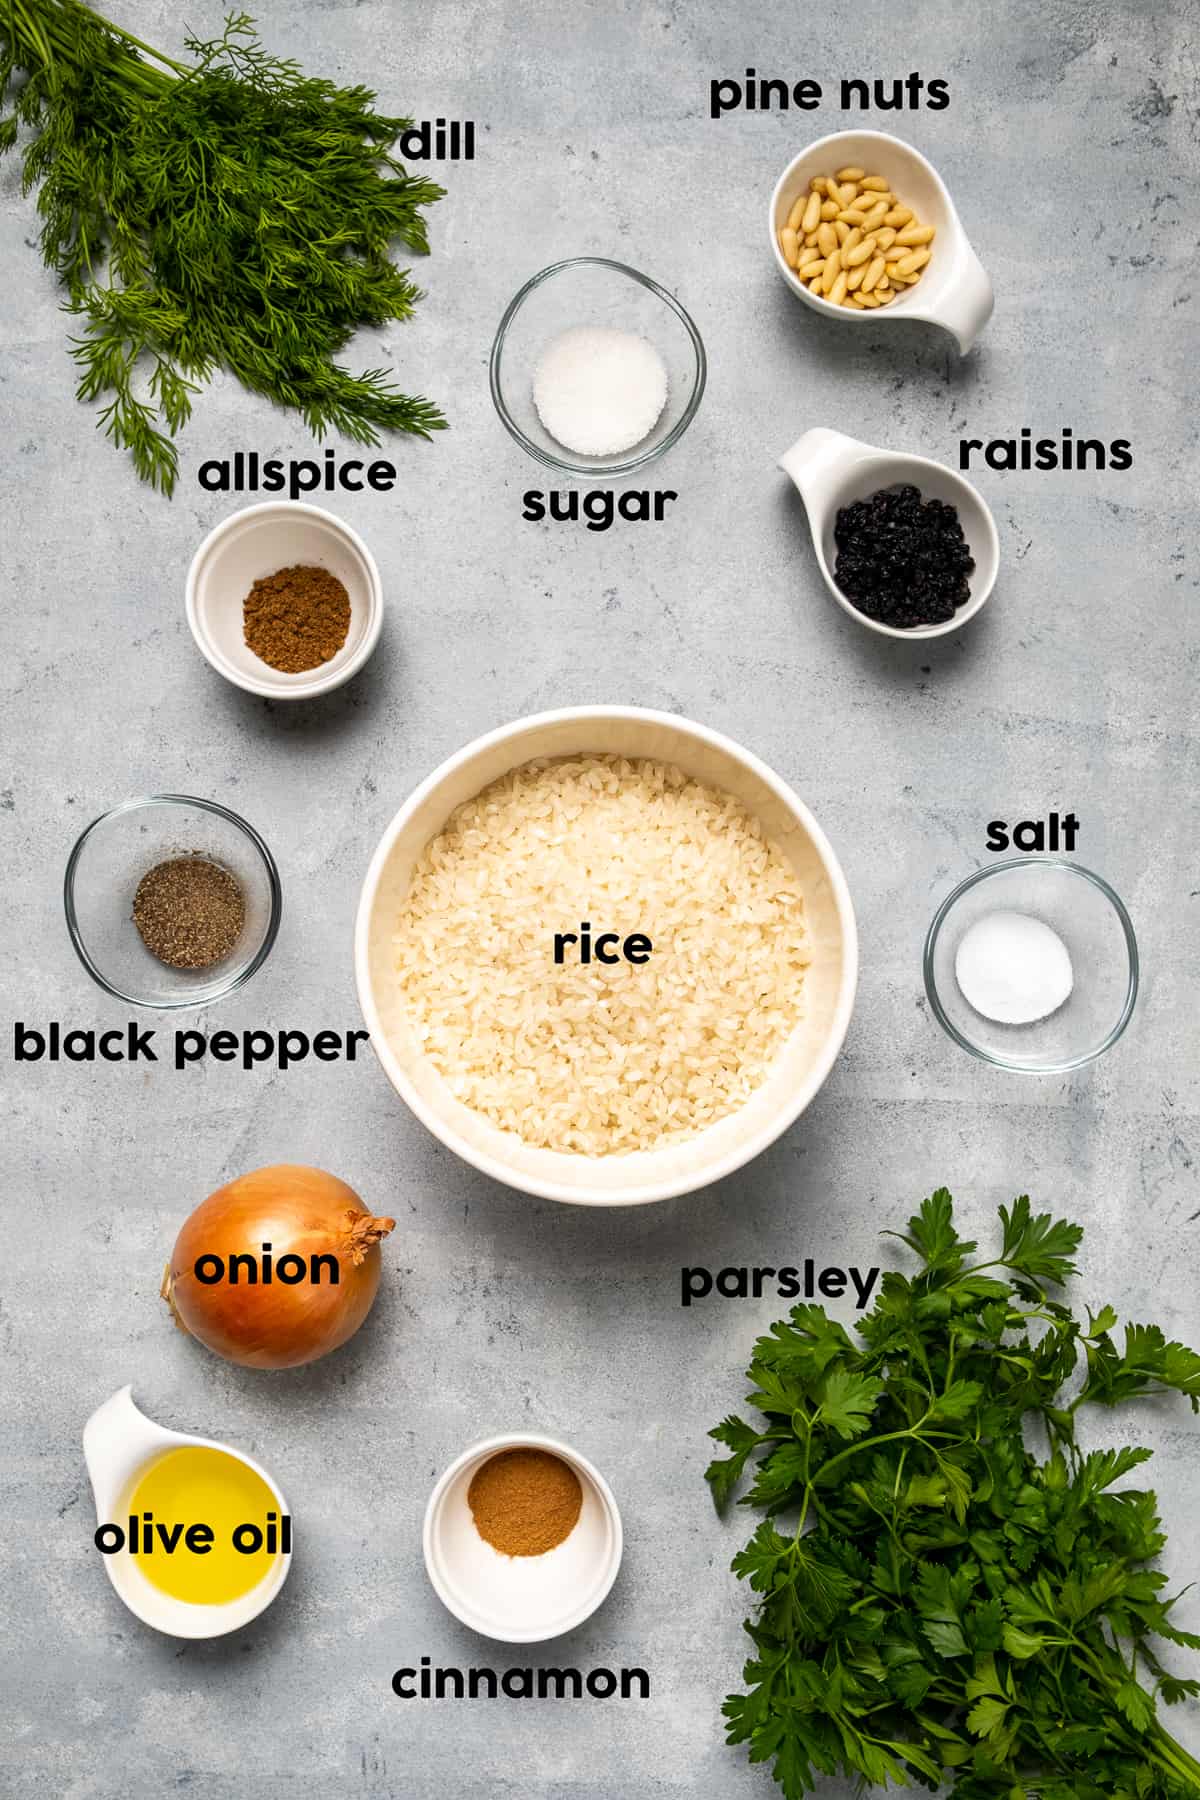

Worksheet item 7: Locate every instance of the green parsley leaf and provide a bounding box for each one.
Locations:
[1159,1675,1200,1705]
[817,1369,883,1440]
[705,1415,763,1512]
[885,1185,973,1272]
[927,1378,985,1421]
[998,1193,1083,1285]
[1001,1623,1046,1659]
[1114,1677,1156,1733]
[967,1693,1010,1738]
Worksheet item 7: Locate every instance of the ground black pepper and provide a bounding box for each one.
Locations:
[132,856,246,969]
[833,483,974,629]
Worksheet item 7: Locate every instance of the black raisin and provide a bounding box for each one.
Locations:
[832,483,974,630]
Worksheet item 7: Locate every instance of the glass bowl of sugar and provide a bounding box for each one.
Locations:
[923,858,1138,1073]
[490,257,706,477]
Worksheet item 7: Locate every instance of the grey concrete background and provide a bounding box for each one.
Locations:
[2,0,1198,1794]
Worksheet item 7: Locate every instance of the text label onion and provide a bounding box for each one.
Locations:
[162,1165,395,1369]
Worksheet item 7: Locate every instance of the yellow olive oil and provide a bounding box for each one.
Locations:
[123,1446,282,1606]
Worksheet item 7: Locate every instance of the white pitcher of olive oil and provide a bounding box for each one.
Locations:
[83,1386,291,1639]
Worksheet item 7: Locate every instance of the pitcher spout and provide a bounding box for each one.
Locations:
[83,1387,176,1518]
[909,236,994,354]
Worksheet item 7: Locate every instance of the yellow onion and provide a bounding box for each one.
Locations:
[162,1165,395,1369]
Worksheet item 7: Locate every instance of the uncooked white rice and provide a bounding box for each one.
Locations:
[393,754,810,1156]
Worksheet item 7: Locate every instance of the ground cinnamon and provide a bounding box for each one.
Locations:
[467,1448,583,1557]
[243,563,351,673]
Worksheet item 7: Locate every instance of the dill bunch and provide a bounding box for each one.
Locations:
[0,0,446,493]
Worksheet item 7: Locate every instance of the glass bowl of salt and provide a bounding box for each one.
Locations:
[923,858,1138,1073]
[490,257,706,477]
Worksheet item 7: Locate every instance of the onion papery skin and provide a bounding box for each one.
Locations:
[164,1165,395,1369]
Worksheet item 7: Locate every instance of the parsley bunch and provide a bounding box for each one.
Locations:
[0,0,445,492]
[707,1190,1200,1799]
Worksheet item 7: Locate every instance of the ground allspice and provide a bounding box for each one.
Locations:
[133,856,246,969]
[467,1448,583,1557]
[243,563,351,673]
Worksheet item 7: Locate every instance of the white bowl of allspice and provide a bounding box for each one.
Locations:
[186,500,384,700]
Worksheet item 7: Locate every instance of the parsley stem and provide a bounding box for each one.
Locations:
[812,1414,933,1487]
[1148,1721,1200,1792]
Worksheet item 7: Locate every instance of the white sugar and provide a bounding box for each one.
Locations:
[954,910,1074,1026]
[533,326,669,457]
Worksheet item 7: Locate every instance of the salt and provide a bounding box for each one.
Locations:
[533,326,668,457]
[954,910,1074,1026]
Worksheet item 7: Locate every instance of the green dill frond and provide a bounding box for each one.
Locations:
[0,0,445,493]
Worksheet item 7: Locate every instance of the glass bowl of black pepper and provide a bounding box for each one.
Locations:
[779,428,999,640]
[64,796,282,1009]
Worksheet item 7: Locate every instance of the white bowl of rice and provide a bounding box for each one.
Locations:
[355,708,857,1205]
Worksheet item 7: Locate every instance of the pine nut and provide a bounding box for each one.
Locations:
[792,169,932,308]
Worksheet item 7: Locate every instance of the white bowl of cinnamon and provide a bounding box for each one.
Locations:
[423,1433,623,1644]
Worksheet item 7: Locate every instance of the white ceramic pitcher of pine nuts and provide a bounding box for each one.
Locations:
[769,130,993,353]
